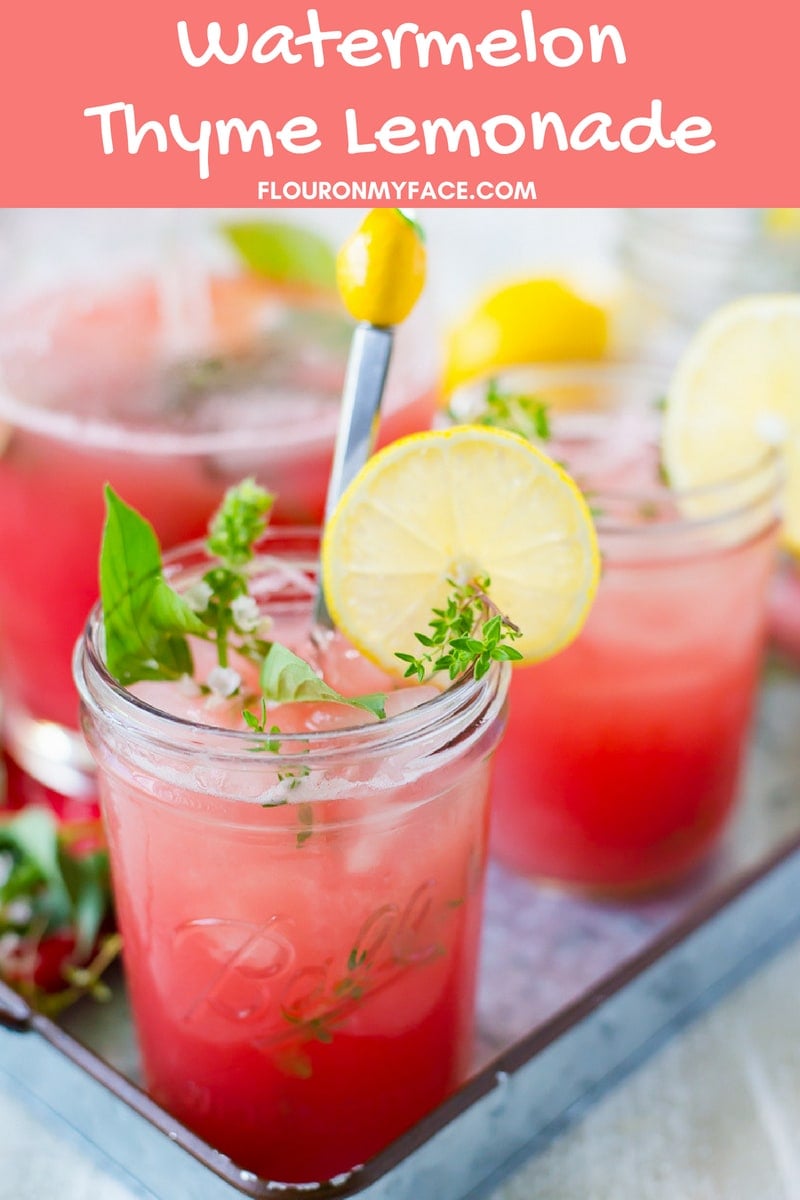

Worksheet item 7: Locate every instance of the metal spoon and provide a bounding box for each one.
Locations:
[312,321,394,630]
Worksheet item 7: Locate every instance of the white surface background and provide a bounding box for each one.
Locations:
[0,208,623,328]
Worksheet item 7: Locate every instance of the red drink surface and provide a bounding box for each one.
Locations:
[0,277,435,732]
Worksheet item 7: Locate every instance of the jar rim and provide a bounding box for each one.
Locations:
[74,528,509,771]
[0,276,425,456]
[0,384,344,457]
[451,360,784,544]
[623,208,768,253]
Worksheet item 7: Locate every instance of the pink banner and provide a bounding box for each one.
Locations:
[1,0,797,205]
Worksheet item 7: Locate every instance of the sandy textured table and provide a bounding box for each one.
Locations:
[3,936,800,1200]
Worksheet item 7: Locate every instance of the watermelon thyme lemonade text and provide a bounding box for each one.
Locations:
[82,9,714,181]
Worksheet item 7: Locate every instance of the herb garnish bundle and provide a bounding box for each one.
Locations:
[99,479,522,727]
[100,480,384,718]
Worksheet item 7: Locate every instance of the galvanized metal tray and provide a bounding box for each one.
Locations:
[2,662,800,1200]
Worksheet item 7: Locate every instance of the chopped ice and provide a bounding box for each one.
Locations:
[383,685,442,718]
[302,702,379,733]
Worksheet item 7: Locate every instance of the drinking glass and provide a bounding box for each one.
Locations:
[0,235,435,798]
[457,363,782,892]
[75,529,508,1182]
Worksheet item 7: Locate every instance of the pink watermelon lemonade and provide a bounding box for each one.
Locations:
[0,275,434,792]
[768,557,800,663]
[75,531,508,1182]
[485,365,782,893]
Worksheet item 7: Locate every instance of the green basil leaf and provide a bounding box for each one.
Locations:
[100,486,207,686]
[260,644,385,720]
[223,221,336,291]
[348,693,387,720]
[0,808,72,935]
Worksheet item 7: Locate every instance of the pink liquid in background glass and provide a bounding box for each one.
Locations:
[768,558,800,663]
[491,416,778,893]
[0,277,435,732]
[91,632,494,1182]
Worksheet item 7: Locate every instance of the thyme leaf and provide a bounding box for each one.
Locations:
[396,575,523,683]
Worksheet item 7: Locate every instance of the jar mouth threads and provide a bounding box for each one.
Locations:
[74,528,510,802]
[618,209,800,341]
[449,361,784,561]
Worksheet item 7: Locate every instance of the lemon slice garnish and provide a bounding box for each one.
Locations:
[321,426,600,672]
[662,294,800,551]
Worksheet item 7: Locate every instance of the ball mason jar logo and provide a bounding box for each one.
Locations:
[173,879,461,1055]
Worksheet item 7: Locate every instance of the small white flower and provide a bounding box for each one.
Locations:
[231,595,260,633]
[184,581,213,613]
[207,666,242,698]
[256,615,274,639]
[4,899,32,925]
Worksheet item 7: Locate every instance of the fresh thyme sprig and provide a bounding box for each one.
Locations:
[396,575,523,683]
[455,378,551,443]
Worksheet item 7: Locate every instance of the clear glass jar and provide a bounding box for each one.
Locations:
[0,213,436,796]
[74,529,509,1182]
[617,208,800,361]
[455,363,782,893]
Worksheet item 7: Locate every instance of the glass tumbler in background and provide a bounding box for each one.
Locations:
[0,219,436,800]
[454,364,782,894]
[74,530,509,1183]
[617,208,800,361]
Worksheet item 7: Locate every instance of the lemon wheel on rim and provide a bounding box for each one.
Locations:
[662,294,800,553]
[321,427,600,674]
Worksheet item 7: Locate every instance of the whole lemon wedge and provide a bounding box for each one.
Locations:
[443,278,608,394]
[336,209,426,326]
[764,209,800,239]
